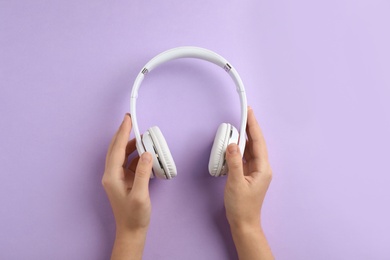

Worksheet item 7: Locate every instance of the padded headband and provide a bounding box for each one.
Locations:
[130,46,248,155]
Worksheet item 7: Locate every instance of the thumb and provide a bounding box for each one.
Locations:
[132,152,153,195]
[226,143,244,182]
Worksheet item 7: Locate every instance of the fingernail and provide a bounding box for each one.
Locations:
[227,144,238,154]
[124,113,130,120]
[141,152,152,163]
[248,106,252,110]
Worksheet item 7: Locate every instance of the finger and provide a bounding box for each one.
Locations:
[107,114,129,157]
[124,156,140,193]
[246,107,269,164]
[127,156,140,173]
[122,138,137,167]
[124,168,135,192]
[107,114,132,171]
[243,139,252,162]
[132,152,153,195]
[226,143,244,183]
[106,114,129,167]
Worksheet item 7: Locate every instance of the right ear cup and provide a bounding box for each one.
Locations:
[208,123,239,177]
[142,126,177,180]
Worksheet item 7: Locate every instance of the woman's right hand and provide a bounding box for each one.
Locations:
[224,107,274,260]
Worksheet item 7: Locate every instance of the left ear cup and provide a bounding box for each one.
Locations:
[208,123,239,177]
[142,126,177,179]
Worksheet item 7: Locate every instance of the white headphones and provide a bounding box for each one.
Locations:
[130,46,248,179]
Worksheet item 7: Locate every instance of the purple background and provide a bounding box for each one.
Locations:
[1,1,389,259]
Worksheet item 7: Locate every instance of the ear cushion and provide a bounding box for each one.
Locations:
[146,126,177,179]
[208,123,239,177]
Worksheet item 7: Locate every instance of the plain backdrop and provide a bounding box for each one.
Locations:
[1,1,389,259]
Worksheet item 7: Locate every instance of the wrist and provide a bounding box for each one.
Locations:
[229,220,274,260]
[230,223,265,251]
[115,226,148,242]
[229,221,263,237]
[227,214,261,232]
[112,227,148,260]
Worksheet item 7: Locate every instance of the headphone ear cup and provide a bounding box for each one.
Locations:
[142,126,177,179]
[208,123,239,177]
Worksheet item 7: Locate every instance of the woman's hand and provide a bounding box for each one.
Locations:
[224,107,274,260]
[102,114,153,260]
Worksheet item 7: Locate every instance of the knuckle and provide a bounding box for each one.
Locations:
[130,194,146,206]
[228,158,242,169]
[136,166,151,178]
[101,175,111,188]
[265,171,273,182]
[130,195,141,204]
[226,181,239,192]
[262,165,273,182]
[135,164,152,178]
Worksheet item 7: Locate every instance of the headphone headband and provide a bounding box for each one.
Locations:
[130,46,247,155]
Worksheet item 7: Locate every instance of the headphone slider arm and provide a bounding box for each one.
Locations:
[224,63,232,72]
[141,68,149,75]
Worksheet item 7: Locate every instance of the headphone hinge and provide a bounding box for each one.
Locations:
[224,63,232,72]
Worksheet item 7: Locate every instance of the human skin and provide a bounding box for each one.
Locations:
[224,107,274,260]
[102,114,153,260]
[102,107,274,259]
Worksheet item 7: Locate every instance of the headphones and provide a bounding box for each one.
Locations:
[130,46,248,179]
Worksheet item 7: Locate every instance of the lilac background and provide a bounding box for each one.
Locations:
[1,1,389,259]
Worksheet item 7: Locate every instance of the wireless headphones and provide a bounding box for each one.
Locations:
[130,46,248,179]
